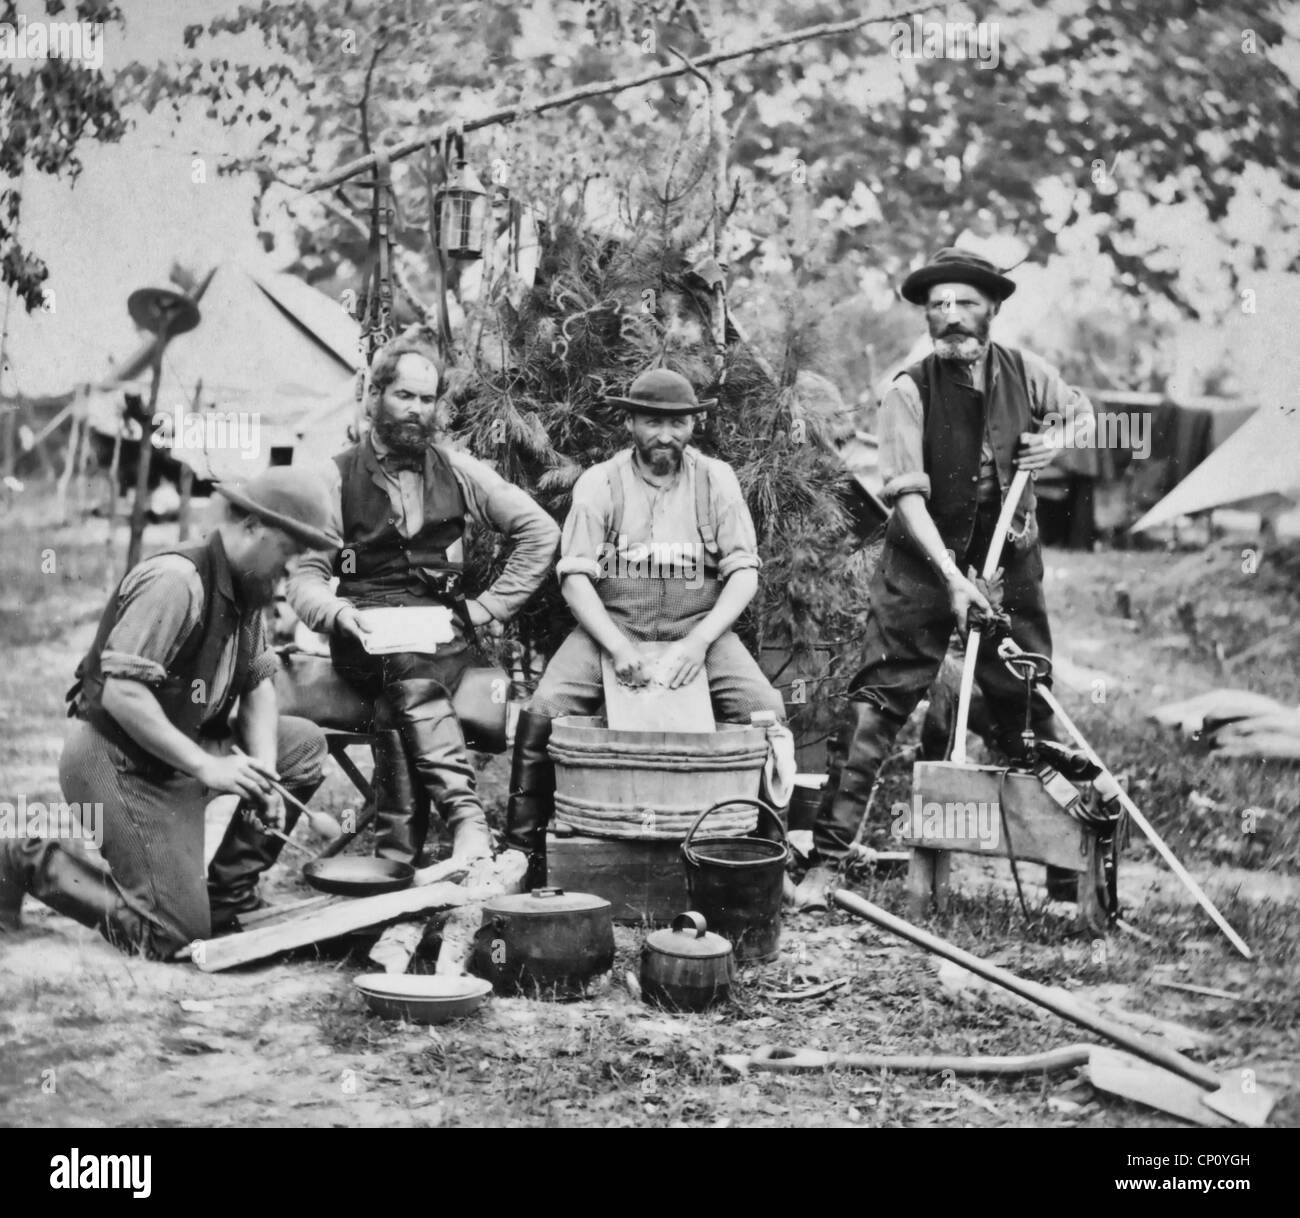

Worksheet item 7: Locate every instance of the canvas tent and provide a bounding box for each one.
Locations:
[98,262,361,481]
[1132,400,1300,532]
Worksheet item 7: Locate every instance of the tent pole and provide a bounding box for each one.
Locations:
[176,379,202,541]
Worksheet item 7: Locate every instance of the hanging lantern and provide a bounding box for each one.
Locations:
[434,131,488,261]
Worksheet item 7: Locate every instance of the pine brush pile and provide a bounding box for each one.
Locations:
[452,201,874,736]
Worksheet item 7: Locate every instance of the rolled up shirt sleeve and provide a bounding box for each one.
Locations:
[703,459,762,579]
[555,466,610,581]
[1023,350,1095,429]
[99,556,204,684]
[449,448,560,621]
[285,459,349,635]
[877,376,932,502]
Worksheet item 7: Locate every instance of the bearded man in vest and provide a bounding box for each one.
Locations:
[0,468,337,957]
[502,369,786,883]
[287,334,559,867]
[799,248,1096,906]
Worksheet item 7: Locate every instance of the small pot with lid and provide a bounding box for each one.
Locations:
[640,911,735,1012]
[471,887,614,1001]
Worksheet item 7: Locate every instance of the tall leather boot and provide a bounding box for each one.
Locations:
[502,709,554,890]
[370,726,426,864]
[799,701,904,910]
[388,679,491,864]
[206,778,323,932]
[0,838,177,959]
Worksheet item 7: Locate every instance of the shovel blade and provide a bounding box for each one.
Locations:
[1086,1048,1233,1127]
[1200,1070,1278,1129]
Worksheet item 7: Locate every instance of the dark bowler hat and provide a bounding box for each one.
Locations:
[900,247,1017,305]
[606,368,716,417]
[214,467,343,551]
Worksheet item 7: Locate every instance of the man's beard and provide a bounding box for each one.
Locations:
[234,569,278,609]
[374,413,432,456]
[636,440,683,477]
[930,318,992,364]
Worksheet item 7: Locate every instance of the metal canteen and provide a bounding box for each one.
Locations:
[471,887,615,1000]
[640,911,735,1012]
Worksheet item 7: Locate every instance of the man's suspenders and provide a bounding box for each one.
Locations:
[603,455,719,558]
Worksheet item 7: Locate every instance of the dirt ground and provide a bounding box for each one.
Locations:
[2,495,1297,1128]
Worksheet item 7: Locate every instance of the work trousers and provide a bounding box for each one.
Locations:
[529,627,786,723]
[52,715,326,958]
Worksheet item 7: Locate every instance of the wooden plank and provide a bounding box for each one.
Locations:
[601,644,714,734]
[905,761,1090,871]
[238,894,339,927]
[546,831,689,924]
[191,879,490,972]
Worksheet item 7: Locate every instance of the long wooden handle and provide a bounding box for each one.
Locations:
[833,889,1223,1091]
[1034,684,1253,960]
[951,467,1034,763]
[750,1044,1093,1075]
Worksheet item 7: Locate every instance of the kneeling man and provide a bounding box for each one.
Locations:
[1,469,336,957]
[503,369,785,881]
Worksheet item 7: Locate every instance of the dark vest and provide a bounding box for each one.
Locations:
[68,533,252,771]
[884,342,1035,559]
[333,439,467,604]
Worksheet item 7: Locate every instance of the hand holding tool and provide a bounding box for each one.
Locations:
[232,746,342,841]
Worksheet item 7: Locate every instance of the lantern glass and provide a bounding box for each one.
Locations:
[436,163,489,260]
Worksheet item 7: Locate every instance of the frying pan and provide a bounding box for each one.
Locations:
[302,857,415,897]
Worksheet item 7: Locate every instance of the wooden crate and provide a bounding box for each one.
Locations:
[544,831,689,925]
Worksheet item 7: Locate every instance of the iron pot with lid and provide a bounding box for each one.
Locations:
[471,887,615,1000]
[640,911,735,1011]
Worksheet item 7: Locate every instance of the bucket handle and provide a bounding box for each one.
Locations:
[682,797,786,862]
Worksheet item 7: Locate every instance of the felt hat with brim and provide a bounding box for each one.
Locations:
[606,368,716,417]
[214,467,342,551]
[900,247,1017,305]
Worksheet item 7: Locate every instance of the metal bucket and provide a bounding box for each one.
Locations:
[681,799,790,963]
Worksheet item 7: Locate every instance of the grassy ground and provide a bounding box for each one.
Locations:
[1,490,1296,1128]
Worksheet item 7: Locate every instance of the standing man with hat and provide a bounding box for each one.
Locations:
[0,468,339,958]
[502,368,786,883]
[799,248,1095,906]
[288,333,559,867]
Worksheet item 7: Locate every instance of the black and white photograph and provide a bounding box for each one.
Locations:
[0,0,1295,1164]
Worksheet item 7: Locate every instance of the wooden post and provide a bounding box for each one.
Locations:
[906,847,940,920]
[176,379,202,541]
[55,390,83,524]
[126,343,164,571]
